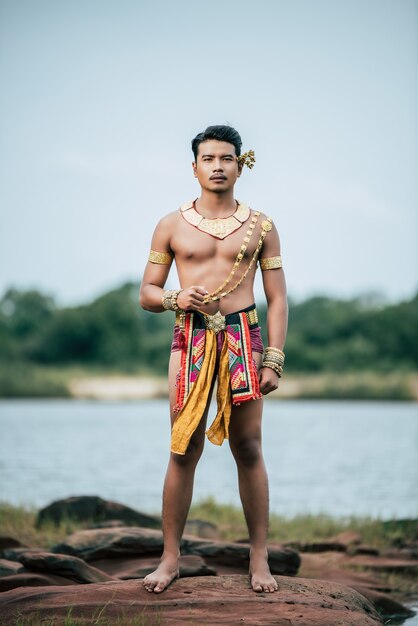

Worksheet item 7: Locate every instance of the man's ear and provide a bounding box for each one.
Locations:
[237,163,243,177]
[192,161,197,177]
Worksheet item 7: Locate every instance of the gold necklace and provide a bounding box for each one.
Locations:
[180,199,250,239]
[203,211,260,302]
[203,216,272,304]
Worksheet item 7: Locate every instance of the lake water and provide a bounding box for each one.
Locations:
[0,399,417,520]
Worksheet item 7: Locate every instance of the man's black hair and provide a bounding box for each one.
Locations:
[191,125,242,160]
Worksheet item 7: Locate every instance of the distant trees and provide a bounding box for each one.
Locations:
[0,283,417,374]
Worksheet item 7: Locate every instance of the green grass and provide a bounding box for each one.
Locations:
[189,497,418,550]
[2,499,416,554]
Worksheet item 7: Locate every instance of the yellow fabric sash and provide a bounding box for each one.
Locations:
[170,330,232,455]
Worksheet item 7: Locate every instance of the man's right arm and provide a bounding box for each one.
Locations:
[139,215,174,312]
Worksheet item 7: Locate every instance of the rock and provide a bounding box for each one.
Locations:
[184,518,219,539]
[187,539,300,575]
[0,572,75,592]
[328,530,363,547]
[0,574,384,625]
[36,496,161,529]
[52,527,164,560]
[298,552,415,621]
[88,519,126,529]
[2,547,47,561]
[89,554,216,579]
[347,554,418,574]
[348,544,380,556]
[16,550,116,584]
[283,540,347,553]
[381,546,418,560]
[52,526,300,575]
[0,559,25,577]
[0,536,25,552]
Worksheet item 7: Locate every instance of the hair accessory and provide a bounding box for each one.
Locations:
[237,150,256,169]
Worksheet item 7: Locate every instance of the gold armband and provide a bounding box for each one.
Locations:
[148,250,173,265]
[259,255,282,271]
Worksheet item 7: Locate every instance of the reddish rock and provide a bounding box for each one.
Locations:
[348,554,418,574]
[89,554,216,579]
[284,540,347,553]
[17,550,116,584]
[52,526,300,575]
[0,574,384,625]
[348,544,380,556]
[328,530,363,547]
[0,559,24,577]
[299,552,415,621]
[0,572,76,592]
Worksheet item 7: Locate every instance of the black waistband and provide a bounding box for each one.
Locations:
[193,303,258,329]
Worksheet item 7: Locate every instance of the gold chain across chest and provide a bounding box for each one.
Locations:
[203,213,272,304]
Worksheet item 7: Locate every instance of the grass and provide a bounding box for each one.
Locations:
[189,497,418,550]
[2,498,417,554]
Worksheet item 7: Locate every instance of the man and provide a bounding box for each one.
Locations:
[139,125,288,594]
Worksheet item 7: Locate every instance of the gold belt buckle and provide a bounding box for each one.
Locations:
[204,311,226,334]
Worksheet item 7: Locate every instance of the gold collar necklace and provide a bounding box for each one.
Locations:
[180,199,250,240]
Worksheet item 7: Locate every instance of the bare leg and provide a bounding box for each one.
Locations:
[228,353,278,593]
[143,350,216,593]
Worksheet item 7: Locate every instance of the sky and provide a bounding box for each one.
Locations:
[1,0,417,307]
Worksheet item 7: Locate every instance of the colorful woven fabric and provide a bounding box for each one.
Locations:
[171,305,262,455]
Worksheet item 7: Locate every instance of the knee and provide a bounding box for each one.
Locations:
[230,437,262,467]
[171,437,203,468]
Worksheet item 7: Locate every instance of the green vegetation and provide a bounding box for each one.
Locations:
[1,499,417,554]
[0,283,417,398]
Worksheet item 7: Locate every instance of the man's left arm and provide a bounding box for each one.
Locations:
[259,221,288,394]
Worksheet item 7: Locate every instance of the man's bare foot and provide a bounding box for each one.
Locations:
[142,555,179,593]
[249,548,278,593]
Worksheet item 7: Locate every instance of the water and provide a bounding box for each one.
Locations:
[1,398,417,519]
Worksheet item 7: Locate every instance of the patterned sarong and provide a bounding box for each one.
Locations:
[171,304,263,455]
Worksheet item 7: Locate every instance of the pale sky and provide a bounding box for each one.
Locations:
[1,0,417,306]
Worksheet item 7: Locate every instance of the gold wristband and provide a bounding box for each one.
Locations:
[259,256,282,271]
[162,289,182,311]
[149,250,173,265]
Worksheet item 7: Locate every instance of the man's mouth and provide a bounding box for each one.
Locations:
[210,176,227,181]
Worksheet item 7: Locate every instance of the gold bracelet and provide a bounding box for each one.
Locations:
[259,256,282,271]
[149,250,173,265]
[262,361,283,377]
[162,289,182,311]
[265,346,285,360]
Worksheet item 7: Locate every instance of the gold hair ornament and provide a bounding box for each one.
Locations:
[237,150,256,169]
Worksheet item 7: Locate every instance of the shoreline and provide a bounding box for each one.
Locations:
[1,366,417,401]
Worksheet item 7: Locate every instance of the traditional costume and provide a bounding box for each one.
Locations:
[148,152,285,455]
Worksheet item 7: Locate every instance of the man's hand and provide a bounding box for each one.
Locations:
[177,286,208,311]
[259,366,279,395]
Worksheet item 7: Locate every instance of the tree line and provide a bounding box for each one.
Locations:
[0,283,417,374]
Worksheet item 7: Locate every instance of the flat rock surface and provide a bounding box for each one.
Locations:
[0,574,384,625]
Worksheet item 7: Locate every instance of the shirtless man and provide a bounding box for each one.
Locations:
[139,125,288,594]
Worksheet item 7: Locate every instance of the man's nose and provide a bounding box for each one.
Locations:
[213,160,224,171]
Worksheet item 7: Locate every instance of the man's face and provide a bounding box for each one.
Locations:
[192,139,242,192]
